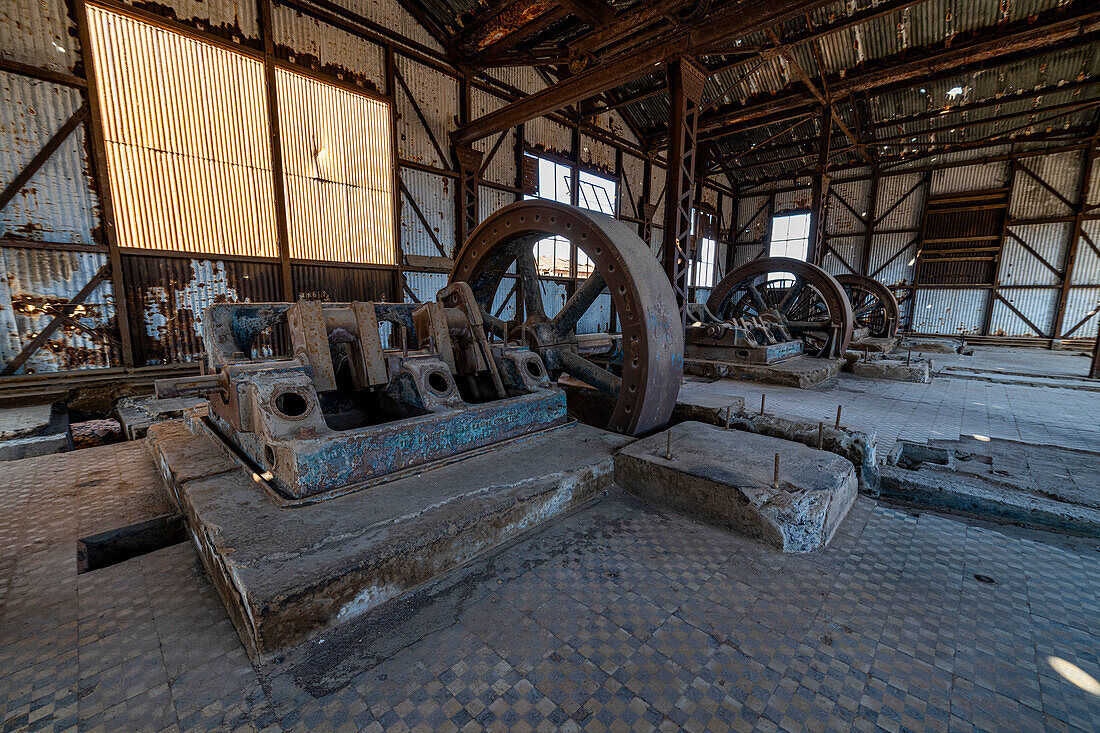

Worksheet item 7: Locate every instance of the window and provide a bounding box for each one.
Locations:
[768,212,810,281]
[86,5,395,265]
[690,237,716,288]
[524,154,617,279]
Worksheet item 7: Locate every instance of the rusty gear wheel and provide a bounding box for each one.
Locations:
[707,257,854,358]
[450,200,683,436]
[835,274,899,338]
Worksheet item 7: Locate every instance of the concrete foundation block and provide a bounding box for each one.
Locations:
[117,395,207,440]
[149,418,630,662]
[615,422,857,553]
[684,356,842,389]
[848,337,898,354]
[851,358,932,383]
[0,431,70,461]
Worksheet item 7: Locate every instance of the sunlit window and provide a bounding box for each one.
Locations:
[768,212,810,280]
[86,5,395,265]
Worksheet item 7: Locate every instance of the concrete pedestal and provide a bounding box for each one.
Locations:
[615,422,857,553]
[684,355,842,389]
[848,337,898,354]
[148,418,630,662]
[851,358,932,383]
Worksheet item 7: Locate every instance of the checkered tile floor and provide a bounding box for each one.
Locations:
[2,375,1100,731]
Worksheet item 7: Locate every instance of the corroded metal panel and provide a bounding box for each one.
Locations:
[0,76,99,243]
[478,185,515,224]
[988,288,1057,338]
[736,194,769,243]
[576,292,612,335]
[870,232,916,286]
[526,115,571,158]
[930,161,1009,196]
[404,271,447,303]
[471,89,515,186]
[773,188,812,214]
[399,168,454,258]
[1060,286,1100,338]
[822,236,861,277]
[0,247,115,373]
[619,152,644,220]
[579,134,615,175]
[1071,220,1100,285]
[122,255,281,365]
[875,173,925,231]
[1009,149,1084,219]
[111,0,260,39]
[395,54,457,169]
[273,5,385,90]
[291,263,396,303]
[483,66,547,95]
[0,0,78,71]
[1000,223,1070,287]
[910,288,986,335]
[827,179,870,235]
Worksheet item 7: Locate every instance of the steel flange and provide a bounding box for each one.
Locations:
[450,200,683,436]
[835,274,900,338]
[707,257,854,358]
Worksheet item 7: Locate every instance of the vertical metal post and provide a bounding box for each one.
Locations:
[640,158,654,246]
[661,57,707,325]
[808,106,832,266]
[259,0,295,302]
[454,146,483,249]
[1090,332,1100,379]
[860,169,879,276]
[72,0,135,366]
[982,158,1016,336]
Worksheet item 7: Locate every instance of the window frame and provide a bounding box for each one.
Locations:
[84,0,400,270]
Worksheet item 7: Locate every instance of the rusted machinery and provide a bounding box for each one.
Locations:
[160,201,682,500]
[835,274,900,339]
[704,257,855,359]
[684,302,804,365]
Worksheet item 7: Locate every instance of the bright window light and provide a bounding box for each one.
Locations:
[768,213,810,280]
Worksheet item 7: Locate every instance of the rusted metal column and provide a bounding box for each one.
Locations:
[454,145,484,249]
[661,57,707,324]
[260,0,295,301]
[1091,332,1100,378]
[73,0,135,367]
[808,106,832,266]
[860,169,879,275]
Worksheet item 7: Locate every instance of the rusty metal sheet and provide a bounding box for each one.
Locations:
[0,247,115,373]
[910,288,986,335]
[1060,286,1100,338]
[988,288,1057,338]
[1000,223,1070,287]
[0,75,99,243]
[274,4,385,90]
[400,168,455,258]
[0,0,79,71]
[394,53,457,169]
[579,134,615,176]
[1009,149,1084,218]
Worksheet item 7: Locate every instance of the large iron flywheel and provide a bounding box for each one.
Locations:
[707,257,854,358]
[450,200,683,436]
[835,274,900,338]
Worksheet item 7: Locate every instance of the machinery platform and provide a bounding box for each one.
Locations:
[148,418,631,662]
[683,355,842,389]
[615,421,857,553]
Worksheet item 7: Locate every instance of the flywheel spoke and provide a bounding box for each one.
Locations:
[515,247,546,319]
[553,271,606,337]
[559,350,621,398]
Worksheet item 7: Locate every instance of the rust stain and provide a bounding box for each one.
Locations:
[470,0,556,51]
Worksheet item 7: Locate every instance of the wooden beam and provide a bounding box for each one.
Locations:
[453,0,835,145]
